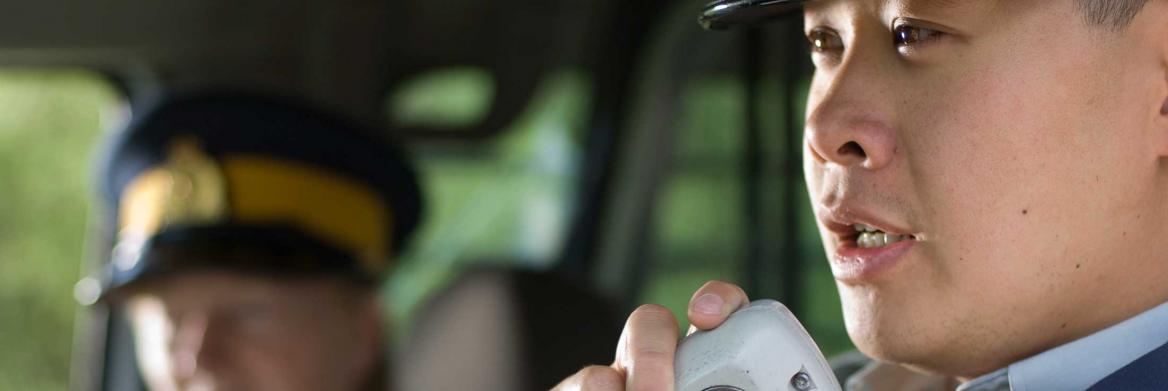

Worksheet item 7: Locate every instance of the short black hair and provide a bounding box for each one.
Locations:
[1078,0,1150,29]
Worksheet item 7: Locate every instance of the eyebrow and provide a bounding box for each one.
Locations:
[928,0,1004,11]
[920,0,966,8]
[897,0,996,16]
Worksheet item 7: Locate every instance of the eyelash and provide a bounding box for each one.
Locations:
[805,20,948,62]
[891,22,946,49]
[806,28,844,62]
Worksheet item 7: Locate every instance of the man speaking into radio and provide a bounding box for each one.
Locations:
[557,0,1168,389]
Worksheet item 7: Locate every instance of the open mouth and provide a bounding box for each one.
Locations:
[849,224,915,249]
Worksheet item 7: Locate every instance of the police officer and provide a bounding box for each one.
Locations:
[559,0,1168,390]
[85,91,422,391]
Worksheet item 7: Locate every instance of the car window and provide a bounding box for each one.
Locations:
[638,73,852,357]
[0,69,121,389]
[609,7,854,356]
[387,70,591,335]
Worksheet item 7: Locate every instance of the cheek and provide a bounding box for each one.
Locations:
[249,309,370,390]
[899,46,1146,296]
[899,69,1046,273]
[231,328,337,391]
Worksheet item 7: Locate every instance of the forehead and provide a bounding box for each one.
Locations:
[802,0,1003,18]
[800,0,1046,35]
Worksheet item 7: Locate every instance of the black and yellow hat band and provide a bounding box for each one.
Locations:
[113,137,395,278]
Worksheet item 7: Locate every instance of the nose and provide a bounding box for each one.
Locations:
[804,53,898,171]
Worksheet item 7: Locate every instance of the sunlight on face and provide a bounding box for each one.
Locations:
[801,0,1168,378]
[122,271,380,391]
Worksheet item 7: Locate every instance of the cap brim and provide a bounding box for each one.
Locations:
[699,0,810,30]
[94,225,377,302]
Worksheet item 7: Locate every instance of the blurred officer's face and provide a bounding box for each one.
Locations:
[121,271,382,391]
[802,0,1168,378]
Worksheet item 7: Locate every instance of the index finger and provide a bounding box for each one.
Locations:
[612,304,679,391]
[685,280,750,332]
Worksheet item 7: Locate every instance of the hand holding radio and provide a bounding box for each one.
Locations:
[554,281,840,391]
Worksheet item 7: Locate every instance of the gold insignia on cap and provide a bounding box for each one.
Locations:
[118,137,229,248]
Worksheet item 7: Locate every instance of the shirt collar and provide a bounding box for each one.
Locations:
[962,300,1168,391]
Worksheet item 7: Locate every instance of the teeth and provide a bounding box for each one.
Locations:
[853,224,878,233]
[857,231,907,248]
[852,223,912,248]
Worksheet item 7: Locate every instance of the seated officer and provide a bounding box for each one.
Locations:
[559,0,1168,390]
[90,92,421,391]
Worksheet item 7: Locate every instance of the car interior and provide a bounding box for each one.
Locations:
[0,0,853,389]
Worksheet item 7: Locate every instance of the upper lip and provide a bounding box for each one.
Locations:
[817,206,915,240]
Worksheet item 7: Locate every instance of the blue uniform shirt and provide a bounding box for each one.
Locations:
[960,300,1168,391]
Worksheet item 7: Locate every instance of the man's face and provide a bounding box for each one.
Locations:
[803,0,1168,377]
[121,271,381,391]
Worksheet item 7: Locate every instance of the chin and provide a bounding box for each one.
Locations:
[838,286,1004,378]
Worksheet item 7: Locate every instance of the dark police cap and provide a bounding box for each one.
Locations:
[89,91,423,298]
[699,0,810,30]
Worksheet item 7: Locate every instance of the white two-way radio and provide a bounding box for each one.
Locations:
[674,300,842,391]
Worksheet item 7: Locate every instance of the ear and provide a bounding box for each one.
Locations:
[1158,76,1168,156]
[1155,63,1168,157]
[1162,94,1168,120]
[1151,1,1168,157]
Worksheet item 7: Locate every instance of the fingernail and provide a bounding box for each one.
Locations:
[694,293,724,316]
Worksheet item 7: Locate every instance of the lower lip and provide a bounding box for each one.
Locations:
[831,239,915,284]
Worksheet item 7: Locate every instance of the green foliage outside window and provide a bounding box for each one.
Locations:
[0,70,119,390]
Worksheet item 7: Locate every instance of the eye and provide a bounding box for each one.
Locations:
[807,27,844,56]
[891,22,945,49]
